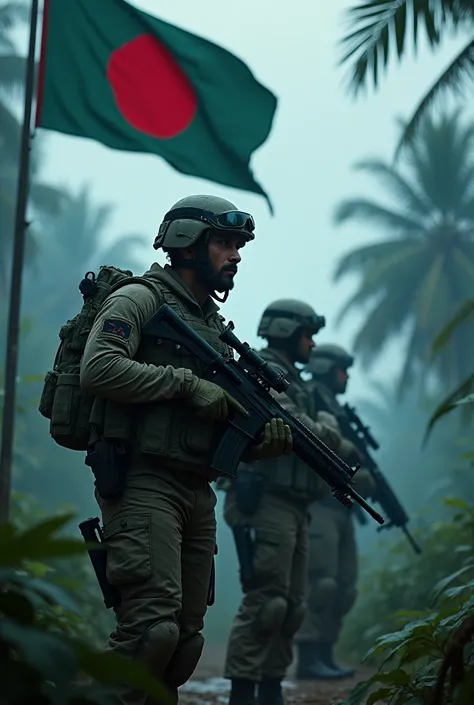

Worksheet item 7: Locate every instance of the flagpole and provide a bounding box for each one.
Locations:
[0,0,40,523]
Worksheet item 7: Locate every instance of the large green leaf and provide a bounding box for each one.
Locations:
[425,373,474,438]
[432,298,474,356]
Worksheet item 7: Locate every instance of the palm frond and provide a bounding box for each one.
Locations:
[394,38,474,158]
[333,239,421,281]
[333,198,424,233]
[336,242,424,327]
[424,372,474,440]
[350,286,413,365]
[431,298,474,356]
[353,158,432,216]
[30,182,69,215]
[0,2,29,31]
[397,324,424,397]
[339,0,442,96]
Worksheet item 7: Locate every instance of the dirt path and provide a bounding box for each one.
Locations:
[179,645,372,704]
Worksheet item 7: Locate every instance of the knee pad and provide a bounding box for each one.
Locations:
[281,601,305,638]
[308,576,338,611]
[255,595,288,638]
[339,587,357,616]
[137,619,180,679]
[164,632,204,688]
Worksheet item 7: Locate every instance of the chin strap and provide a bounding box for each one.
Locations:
[211,290,229,303]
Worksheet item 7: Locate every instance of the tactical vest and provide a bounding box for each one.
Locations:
[251,348,324,502]
[93,264,232,472]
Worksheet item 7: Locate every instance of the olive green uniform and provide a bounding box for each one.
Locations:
[222,348,341,685]
[81,263,234,705]
[296,380,366,648]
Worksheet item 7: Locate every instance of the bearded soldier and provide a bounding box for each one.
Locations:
[80,196,292,705]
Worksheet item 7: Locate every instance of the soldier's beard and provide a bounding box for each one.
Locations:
[197,260,237,292]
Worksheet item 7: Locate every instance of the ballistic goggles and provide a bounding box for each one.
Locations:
[163,207,255,237]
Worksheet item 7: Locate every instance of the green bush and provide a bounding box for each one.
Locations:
[0,512,171,704]
[10,491,113,648]
[340,498,474,662]
[339,500,474,705]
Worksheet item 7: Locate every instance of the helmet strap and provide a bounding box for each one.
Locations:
[211,290,229,303]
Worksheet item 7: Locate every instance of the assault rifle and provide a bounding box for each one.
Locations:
[340,402,421,554]
[143,304,384,525]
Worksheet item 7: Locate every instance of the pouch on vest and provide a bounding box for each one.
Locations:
[38,266,157,451]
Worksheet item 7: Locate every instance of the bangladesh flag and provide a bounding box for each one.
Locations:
[36,0,277,204]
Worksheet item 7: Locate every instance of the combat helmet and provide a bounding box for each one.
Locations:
[153,194,256,250]
[258,299,325,339]
[306,344,354,377]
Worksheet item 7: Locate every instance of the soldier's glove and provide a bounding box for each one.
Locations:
[186,377,249,422]
[243,418,293,462]
[312,421,342,453]
[353,467,376,499]
[339,438,365,466]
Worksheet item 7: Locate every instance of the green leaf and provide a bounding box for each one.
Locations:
[0,589,35,625]
[431,564,474,603]
[0,618,78,686]
[373,668,411,686]
[367,688,394,705]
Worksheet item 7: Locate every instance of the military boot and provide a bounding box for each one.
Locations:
[320,641,356,679]
[295,642,347,680]
[229,678,257,705]
[257,678,285,705]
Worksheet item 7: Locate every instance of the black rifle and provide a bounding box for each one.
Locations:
[341,403,421,554]
[143,304,384,525]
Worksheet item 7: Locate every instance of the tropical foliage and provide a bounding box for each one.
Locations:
[338,0,474,149]
[0,510,170,704]
[333,111,474,394]
[340,498,474,705]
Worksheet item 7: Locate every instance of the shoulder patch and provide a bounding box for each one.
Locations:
[101,318,133,340]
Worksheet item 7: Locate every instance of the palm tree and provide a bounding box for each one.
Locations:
[332,111,474,394]
[338,0,474,150]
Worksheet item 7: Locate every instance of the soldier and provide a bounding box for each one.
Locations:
[294,345,375,680]
[79,195,293,705]
[220,300,347,705]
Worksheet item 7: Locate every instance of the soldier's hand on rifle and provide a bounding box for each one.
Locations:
[244,418,293,461]
[187,377,249,421]
[315,411,342,451]
[353,467,376,498]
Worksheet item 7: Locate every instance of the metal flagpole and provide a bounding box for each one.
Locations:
[0,0,41,522]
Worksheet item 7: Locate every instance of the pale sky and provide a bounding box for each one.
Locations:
[30,0,471,402]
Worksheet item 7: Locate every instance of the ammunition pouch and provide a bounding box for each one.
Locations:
[42,371,94,451]
[85,438,129,501]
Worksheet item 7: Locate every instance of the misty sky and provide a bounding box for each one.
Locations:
[29,0,471,402]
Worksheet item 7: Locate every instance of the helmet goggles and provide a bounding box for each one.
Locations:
[163,206,255,237]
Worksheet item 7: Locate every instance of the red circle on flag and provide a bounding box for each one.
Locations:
[106,34,197,139]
